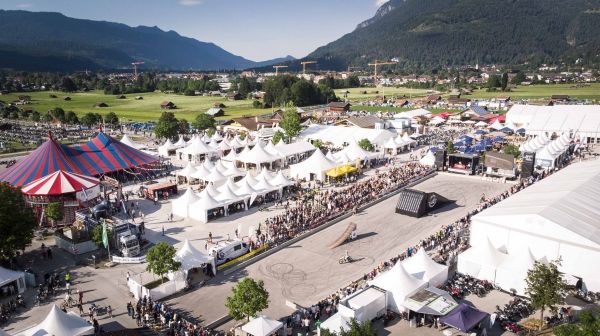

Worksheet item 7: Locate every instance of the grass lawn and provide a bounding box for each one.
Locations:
[335,87,432,101]
[467,83,600,101]
[0,90,268,121]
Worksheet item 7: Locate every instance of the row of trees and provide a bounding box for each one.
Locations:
[0,104,119,127]
[154,111,215,140]
[262,75,336,108]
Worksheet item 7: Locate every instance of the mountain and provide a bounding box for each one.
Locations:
[0,10,290,71]
[308,0,600,70]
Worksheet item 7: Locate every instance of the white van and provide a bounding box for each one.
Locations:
[209,240,250,265]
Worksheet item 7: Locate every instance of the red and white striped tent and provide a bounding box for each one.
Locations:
[21,170,100,196]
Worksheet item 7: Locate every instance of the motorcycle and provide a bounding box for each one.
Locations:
[16,295,25,308]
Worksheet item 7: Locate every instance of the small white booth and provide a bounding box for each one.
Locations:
[175,239,216,276]
[289,149,338,181]
[368,262,427,313]
[337,286,387,323]
[241,316,283,336]
[0,267,26,294]
[401,248,449,287]
[16,305,94,336]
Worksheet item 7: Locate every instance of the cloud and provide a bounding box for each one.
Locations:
[16,3,33,9]
[179,0,203,6]
[375,0,389,7]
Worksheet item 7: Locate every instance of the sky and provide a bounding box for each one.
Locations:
[0,0,387,61]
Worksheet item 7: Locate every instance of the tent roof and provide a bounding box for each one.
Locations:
[191,191,224,210]
[17,305,93,336]
[120,134,145,149]
[419,151,436,166]
[173,187,199,207]
[394,108,431,119]
[175,239,213,271]
[506,104,600,133]
[190,164,212,180]
[439,303,488,332]
[472,159,600,247]
[334,141,374,162]
[275,141,316,157]
[174,136,187,148]
[237,171,259,187]
[290,149,338,173]
[222,148,239,161]
[178,137,215,155]
[202,168,228,183]
[175,162,197,178]
[402,248,448,282]
[237,142,281,165]
[489,119,503,130]
[215,184,245,203]
[299,124,394,147]
[242,316,283,336]
[369,261,426,301]
[272,170,294,187]
[0,267,24,287]
[22,170,99,196]
[319,313,351,335]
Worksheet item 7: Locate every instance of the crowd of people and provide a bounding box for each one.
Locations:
[259,161,433,247]
[0,120,95,149]
[126,296,217,336]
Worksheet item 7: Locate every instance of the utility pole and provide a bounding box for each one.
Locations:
[273,65,288,76]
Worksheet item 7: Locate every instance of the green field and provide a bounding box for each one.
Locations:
[0,90,266,121]
[467,83,600,101]
[335,87,432,101]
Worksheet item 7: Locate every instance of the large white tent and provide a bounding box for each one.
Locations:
[171,187,200,218]
[189,192,225,223]
[299,124,394,148]
[318,313,351,336]
[464,159,600,291]
[393,108,431,120]
[0,267,25,294]
[457,239,508,282]
[16,305,93,336]
[289,149,338,181]
[494,249,539,296]
[368,262,427,313]
[158,139,177,157]
[237,142,282,168]
[120,134,146,150]
[333,141,380,163]
[419,151,436,166]
[489,119,503,131]
[241,316,283,336]
[401,248,449,287]
[174,135,187,148]
[175,239,216,275]
[174,162,197,180]
[506,104,600,142]
[177,137,217,162]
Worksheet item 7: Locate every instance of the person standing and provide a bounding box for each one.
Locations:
[107,305,113,318]
[78,288,83,304]
[208,232,213,243]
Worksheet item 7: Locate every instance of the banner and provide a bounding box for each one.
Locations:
[102,223,109,249]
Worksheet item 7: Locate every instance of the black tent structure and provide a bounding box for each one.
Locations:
[395,189,450,218]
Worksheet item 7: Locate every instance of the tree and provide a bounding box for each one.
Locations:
[90,224,112,248]
[279,105,302,143]
[0,183,36,261]
[501,72,509,91]
[554,311,600,336]
[30,110,40,122]
[358,138,374,151]
[145,242,181,284]
[104,112,119,126]
[80,112,100,127]
[446,140,455,154]
[193,113,216,131]
[272,131,284,145]
[512,71,526,85]
[320,319,375,336]
[51,108,65,123]
[178,118,190,135]
[525,259,567,330]
[64,111,79,124]
[61,77,78,92]
[487,75,501,89]
[154,111,179,140]
[46,202,64,227]
[503,143,521,158]
[225,278,269,321]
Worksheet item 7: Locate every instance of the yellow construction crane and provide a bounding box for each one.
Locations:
[131,61,145,78]
[300,61,317,74]
[367,60,397,86]
[347,66,361,72]
[273,65,288,76]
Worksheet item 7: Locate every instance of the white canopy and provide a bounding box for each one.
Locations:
[221,163,245,179]
[457,239,508,282]
[237,171,259,188]
[216,140,231,152]
[202,168,229,184]
[264,141,279,156]
[120,134,145,149]
[299,124,394,147]
[158,139,177,157]
[272,170,294,187]
[189,192,225,223]
[207,139,219,149]
[211,132,224,142]
[190,164,212,180]
[419,151,436,166]
[0,267,25,293]
[475,121,488,127]
[383,136,402,149]
[242,316,283,336]
[222,147,239,161]
[325,151,336,162]
[495,250,538,296]
[489,119,503,130]
[174,135,187,148]
[289,149,338,181]
[217,178,240,193]
[237,142,282,166]
[17,305,93,336]
[334,141,378,163]
[319,313,351,335]
[213,160,229,173]
[171,187,199,218]
[177,137,217,158]
[401,248,449,287]
[275,141,316,158]
[393,108,432,119]
[429,116,446,125]
[215,184,247,204]
[175,239,215,274]
[175,162,197,179]
[368,262,427,313]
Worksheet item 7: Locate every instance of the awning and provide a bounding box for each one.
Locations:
[326,165,358,178]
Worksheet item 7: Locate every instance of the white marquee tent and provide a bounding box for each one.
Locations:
[402,248,449,287]
[158,139,177,157]
[464,159,600,291]
[171,187,199,218]
[237,142,282,168]
[494,249,539,296]
[457,239,508,282]
[174,135,187,148]
[0,267,25,294]
[174,162,197,180]
[189,192,225,223]
[334,141,380,163]
[175,239,216,275]
[393,108,432,120]
[242,316,283,336]
[16,305,93,336]
[120,134,146,150]
[318,313,351,336]
[368,262,427,313]
[289,149,338,181]
[419,151,436,166]
[489,119,503,131]
[299,124,394,147]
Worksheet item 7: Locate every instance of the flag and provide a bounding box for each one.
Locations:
[82,188,89,201]
[102,223,109,249]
